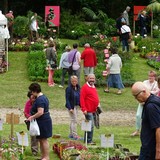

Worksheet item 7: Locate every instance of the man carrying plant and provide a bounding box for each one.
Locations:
[80,74,99,145]
[131,82,160,160]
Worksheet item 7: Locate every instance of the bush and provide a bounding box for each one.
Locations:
[27,51,47,81]
[29,42,44,52]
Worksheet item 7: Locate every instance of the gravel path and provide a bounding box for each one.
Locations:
[0,108,136,126]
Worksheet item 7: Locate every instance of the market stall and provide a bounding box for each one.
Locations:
[0,10,9,72]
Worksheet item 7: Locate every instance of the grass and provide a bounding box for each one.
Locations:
[0,45,157,159]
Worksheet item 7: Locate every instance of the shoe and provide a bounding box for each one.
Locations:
[117,90,122,95]
[104,89,109,93]
[72,135,84,140]
[87,141,96,145]
[68,134,74,139]
[59,85,64,88]
[130,131,140,137]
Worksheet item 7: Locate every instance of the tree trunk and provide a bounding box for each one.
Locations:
[3,0,8,14]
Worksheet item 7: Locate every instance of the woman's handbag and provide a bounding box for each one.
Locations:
[29,119,40,136]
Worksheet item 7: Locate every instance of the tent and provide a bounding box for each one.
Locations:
[0,10,9,72]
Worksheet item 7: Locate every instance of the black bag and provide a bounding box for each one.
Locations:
[68,66,73,75]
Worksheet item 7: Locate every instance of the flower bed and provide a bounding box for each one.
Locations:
[53,140,139,160]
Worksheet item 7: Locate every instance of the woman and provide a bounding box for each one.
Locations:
[27,83,52,160]
[65,75,81,140]
[104,47,124,94]
[45,41,57,87]
[131,70,159,136]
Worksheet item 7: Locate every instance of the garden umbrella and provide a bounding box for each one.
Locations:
[147,0,160,37]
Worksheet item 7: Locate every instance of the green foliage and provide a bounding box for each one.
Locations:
[29,42,44,51]
[13,16,29,38]
[27,51,47,81]
[153,29,160,38]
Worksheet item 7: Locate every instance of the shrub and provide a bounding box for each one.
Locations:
[29,42,44,52]
[27,51,47,81]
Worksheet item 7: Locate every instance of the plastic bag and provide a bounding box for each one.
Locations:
[29,119,40,136]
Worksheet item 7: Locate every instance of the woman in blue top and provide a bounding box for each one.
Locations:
[65,75,81,140]
[27,83,52,160]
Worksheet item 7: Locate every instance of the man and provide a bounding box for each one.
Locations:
[81,43,97,81]
[123,6,130,26]
[80,74,99,144]
[30,12,39,41]
[132,81,160,160]
[68,43,81,84]
[58,45,71,88]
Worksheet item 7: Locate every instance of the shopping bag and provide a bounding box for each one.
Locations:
[29,119,40,136]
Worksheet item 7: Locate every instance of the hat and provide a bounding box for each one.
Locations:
[65,45,71,51]
[84,43,90,47]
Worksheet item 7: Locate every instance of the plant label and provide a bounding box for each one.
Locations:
[101,134,114,148]
[81,120,92,131]
[16,132,29,146]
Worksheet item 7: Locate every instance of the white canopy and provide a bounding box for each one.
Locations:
[0,11,7,25]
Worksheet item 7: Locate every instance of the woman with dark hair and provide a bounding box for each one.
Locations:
[27,83,52,160]
[65,75,82,140]
[45,41,57,87]
[104,47,124,94]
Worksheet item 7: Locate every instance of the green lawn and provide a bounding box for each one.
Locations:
[0,48,158,159]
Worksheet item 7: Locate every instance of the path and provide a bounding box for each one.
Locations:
[1,108,136,126]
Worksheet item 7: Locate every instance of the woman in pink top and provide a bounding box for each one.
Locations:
[24,91,38,156]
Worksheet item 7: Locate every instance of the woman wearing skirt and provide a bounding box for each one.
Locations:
[104,47,124,94]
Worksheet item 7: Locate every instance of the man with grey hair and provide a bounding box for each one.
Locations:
[80,74,99,145]
[123,6,130,25]
[81,43,97,81]
[131,81,160,160]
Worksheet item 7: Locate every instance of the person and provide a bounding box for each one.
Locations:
[65,75,82,140]
[138,10,147,38]
[58,45,71,88]
[81,43,97,81]
[123,6,131,26]
[120,20,132,52]
[27,83,52,160]
[24,91,38,156]
[157,75,160,97]
[5,10,14,41]
[131,70,159,136]
[116,13,126,40]
[45,41,57,87]
[131,81,160,160]
[30,12,39,41]
[80,74,99,144]
[104,47,124,94]
[68,43,81,85]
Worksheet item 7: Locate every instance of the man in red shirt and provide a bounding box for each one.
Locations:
[81,43,97,81]
[80,74,99,144]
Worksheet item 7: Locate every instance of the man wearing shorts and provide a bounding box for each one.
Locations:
[81,43,97,81]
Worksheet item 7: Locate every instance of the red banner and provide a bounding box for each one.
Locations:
[134,6,146,21]
[45,6,60,27]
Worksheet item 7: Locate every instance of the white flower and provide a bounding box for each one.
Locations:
[21,42,25,45]
[144,34,147,37]
[31,42,34,44]
[134,36,137,38]
[49,37,53,41]
[44,40,47,43]
[12,42,15,45]
[89,29,92,32]
[137,33,140,36]
[142,46,146,49]
[72,30,75,33]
